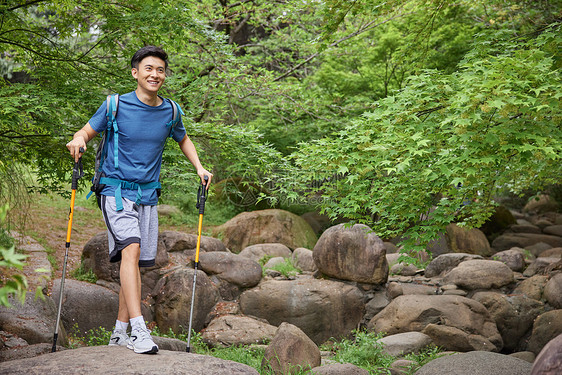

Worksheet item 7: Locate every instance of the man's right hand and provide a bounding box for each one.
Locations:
[66,137,86,163]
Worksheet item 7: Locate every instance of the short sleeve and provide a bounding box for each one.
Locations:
[88,101,108,133]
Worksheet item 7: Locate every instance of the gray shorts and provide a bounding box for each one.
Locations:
[101,195,158,267]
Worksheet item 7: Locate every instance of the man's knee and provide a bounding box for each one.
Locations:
[121,243,141,262]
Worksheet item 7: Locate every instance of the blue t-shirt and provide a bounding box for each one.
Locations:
[88,91,187,205]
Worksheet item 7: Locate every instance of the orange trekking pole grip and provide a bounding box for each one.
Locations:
[52,147,84,352]
[186,175,208,353]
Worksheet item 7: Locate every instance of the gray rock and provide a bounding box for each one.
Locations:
[263,256,286,269]
[240,278,365,345]
[390,359,415,375]
[311,363,369,374]
[153,266,219,334]
[543,225,562,237]
[509,351,536,363]
[152,335,190,351]
[492,249,525,272]
[368,295,502,352]
[0,343,67,362]
[424,253,484,278]
[201,315,277,347]
[493,233,562,252]
[52,279,136,335]
[82,231,120,282]
[513,275,549,301]
[531,333,562,375]
[443,260,514,290]
[364,291,391,321]
[198,252,262,288]
[544,273,562,308]
[414,351,532,375]
[313,224,388,284]
[523,194,559,214]
[509,224,542,234]
[445,224,492,256]
[159,230,226,253]
[426,232,451,257]
[0,346,259,374]
[472,291,544,351]
[387,282,435,299]
[527,310,562,355]
[261,322,320,374]
[239,243,293,263]
[524,257,561,277]
[379,332,433,357]
[0,294,67,346]
[214,209,318,253]
[526,242,554,257]
[539,247,562,258]
[292,247,317,272]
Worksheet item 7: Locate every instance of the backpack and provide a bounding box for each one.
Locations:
[86,94,182,210]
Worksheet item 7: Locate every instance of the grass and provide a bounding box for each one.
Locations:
[68,327,444,374]
[71,262,97,283]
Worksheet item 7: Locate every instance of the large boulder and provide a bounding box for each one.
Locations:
[82,231,120,282]
[214,209,318,253]
[50,279,151,335]
[238,243,293,263]
[201,315,277,347]
[531,333,562,375]
[544,273,562,308]
[153,266,219,334]
[445,223,492,256]
[82,231,168,289]
[424,253,484,278]
[0,346,259,374]
[523,194,559,214]
[415,351,532,375]
[479,205,517,236]
[513,275,549,301]
[492,233,562,251]
[240,278,365,345]
[472,291,544,351]
[442,260,514,290]
[527,310,562,355]
[261,322,321,375]
[368,295,503,352]
[0,294,67,347]
[198,252,262,288]
[312,224,388,284]
[159,231,226,254]
[492,249,526,272]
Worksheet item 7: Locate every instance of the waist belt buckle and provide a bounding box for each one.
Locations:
[120,181,137,190]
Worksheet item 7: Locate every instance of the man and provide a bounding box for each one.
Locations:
[66,45,212,354]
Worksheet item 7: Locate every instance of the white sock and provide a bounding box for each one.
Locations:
[115,320,128,332]
[130,316,146,330]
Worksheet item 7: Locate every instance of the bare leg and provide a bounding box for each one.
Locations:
[118,243,142,320]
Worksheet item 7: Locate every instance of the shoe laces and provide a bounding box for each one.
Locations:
[132,327,151,340]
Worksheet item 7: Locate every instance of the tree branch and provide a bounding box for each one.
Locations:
[273,10,414,82]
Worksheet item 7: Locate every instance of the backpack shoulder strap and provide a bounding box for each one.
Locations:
[165,98,184,137]
[105,94,120,169]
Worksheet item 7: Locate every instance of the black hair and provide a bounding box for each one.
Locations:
[130,45,169,70]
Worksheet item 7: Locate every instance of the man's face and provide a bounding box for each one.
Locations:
[132,56,166,94]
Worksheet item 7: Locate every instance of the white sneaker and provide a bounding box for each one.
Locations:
[127,326,158,354]
[108,329,129,347]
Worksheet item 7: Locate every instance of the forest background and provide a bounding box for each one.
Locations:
[0,0,561,259]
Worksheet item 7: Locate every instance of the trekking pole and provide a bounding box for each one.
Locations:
[186,175,208,353]
[52,147,84,353]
